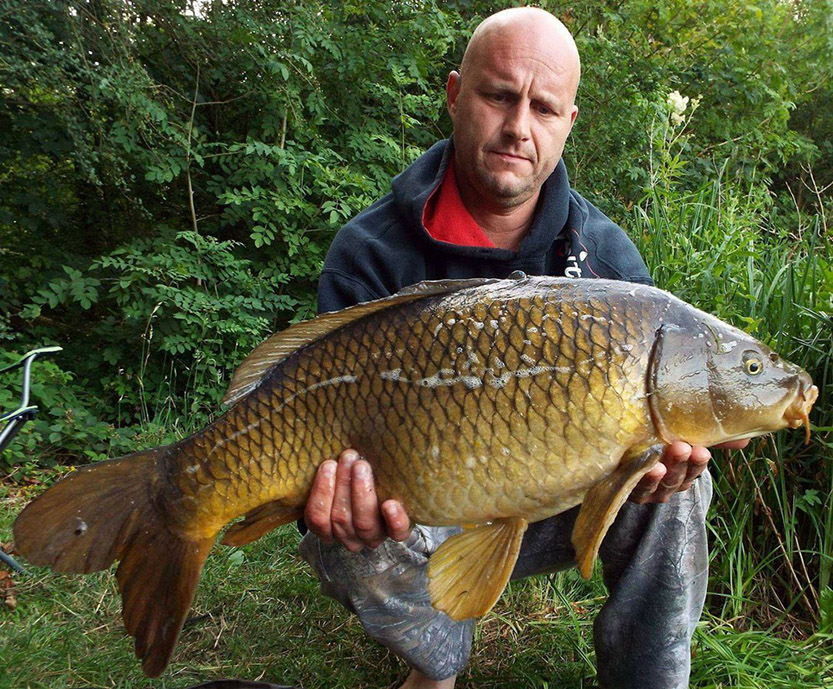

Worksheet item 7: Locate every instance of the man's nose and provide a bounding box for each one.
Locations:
[503,102,532,141]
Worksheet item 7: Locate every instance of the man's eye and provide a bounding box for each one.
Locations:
[489,93,507,102]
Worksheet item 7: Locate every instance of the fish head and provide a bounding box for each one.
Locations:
[648,318,818,447]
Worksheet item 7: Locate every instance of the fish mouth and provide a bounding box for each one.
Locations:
[782,380,819,444]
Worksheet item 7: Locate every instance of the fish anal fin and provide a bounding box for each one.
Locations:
[221,501,302,547]
[573,444,664,579]
[427,517,528,621]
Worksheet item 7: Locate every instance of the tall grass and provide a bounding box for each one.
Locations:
[631,168,832,633]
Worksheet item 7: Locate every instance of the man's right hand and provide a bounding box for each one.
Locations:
[304,449,412,552]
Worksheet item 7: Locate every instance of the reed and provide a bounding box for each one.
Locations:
[631,173,832,632]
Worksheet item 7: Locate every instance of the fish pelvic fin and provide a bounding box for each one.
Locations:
[572,444,664,579]
[221,500,303,546]
[13,447,215,677]
[427,517,528,621]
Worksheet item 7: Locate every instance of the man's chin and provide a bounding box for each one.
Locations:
[480,175,534,207]
[483,181,537,207]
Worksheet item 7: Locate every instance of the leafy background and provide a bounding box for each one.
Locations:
[0,0,831,686]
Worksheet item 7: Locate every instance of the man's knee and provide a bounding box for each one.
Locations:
[298,527,474,679]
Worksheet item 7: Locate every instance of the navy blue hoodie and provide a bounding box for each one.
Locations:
[318,139,652,314]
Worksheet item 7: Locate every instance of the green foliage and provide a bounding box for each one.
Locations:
[820,587,833,635]
[0,352,136,475]
[0,0,830,641]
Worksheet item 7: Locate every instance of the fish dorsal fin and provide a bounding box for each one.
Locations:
[222,277,499,406]
[427,517,528,621]
[572,444,663,579]
[394,276,505,297]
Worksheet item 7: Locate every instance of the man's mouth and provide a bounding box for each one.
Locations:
[489,150,530,163]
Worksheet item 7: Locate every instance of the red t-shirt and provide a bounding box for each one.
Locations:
[422,157,496,248]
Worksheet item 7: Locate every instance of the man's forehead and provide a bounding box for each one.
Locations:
[476,45,576,78]
[466,46,576,96]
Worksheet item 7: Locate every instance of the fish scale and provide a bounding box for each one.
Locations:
[185,279,653,530]
[176,281,658,529]
[12,275,817,677]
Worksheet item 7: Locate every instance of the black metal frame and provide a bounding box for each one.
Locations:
[0,346,63,573]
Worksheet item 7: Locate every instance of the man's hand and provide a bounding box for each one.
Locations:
[304,449,412,551]
[629,439,750,504]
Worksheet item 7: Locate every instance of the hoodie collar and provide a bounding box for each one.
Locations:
[391,139,572,260]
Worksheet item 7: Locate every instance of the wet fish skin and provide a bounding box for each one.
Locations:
[176,279,656,531]
[12,276,817,676]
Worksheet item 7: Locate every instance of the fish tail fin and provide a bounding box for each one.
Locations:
[117,518,213,676]
[13,447,214,677]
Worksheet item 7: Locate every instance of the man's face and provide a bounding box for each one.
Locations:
[447,32,579,209]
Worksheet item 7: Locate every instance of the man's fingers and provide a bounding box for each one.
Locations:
[653,442,692,502]
[629,442,713,504]
[629,462,667,504]
[351,460,386,548]
[381,499,412,542]
[330,450,362,550]
[679,445,711,491]
[307,449,411,551]
[304,460,337,542]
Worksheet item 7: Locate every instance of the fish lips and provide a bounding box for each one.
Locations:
[782,379,818,443]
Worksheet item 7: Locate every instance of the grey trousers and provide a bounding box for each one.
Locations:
[299,471,712,688]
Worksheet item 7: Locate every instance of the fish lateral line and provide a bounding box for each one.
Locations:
[377,364,574,390]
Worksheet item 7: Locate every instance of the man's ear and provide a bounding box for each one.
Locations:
[570,105,578,128]
[446,70,461,117]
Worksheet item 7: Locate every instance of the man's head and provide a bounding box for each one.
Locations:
[447,7,580,210]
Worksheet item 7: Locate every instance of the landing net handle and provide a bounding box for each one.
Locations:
[0,346,62,573]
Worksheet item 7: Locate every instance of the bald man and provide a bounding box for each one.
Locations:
[299,8,745,688]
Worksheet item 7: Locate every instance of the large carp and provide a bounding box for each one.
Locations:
[13,276,817,676]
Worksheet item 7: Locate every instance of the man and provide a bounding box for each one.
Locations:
[300,8,746,688]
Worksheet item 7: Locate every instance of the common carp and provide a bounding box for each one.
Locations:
[13,276,817,676]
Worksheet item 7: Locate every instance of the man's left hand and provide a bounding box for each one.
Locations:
[629,439,750,504]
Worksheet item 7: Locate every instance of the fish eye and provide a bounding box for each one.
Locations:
[743,351,764,376]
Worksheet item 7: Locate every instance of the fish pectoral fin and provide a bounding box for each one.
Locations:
[572,444,664,579]
[221,501,303,547]
[427,517,528,621]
